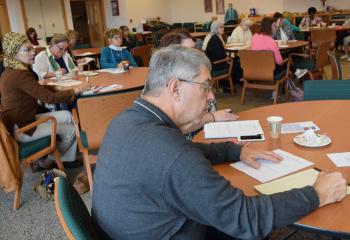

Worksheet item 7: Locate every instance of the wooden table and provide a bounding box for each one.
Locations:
[190,32,209,39]
[84,67,147,94]
[71,47,102,57]
[194,100,350,238]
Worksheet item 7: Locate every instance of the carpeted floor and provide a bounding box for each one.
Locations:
[0,60,349,240]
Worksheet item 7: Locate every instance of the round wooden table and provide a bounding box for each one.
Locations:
[190,32,209,39]
[193,100,350,238]
[71,47,102,57]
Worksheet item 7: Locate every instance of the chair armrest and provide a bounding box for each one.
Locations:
[15,116,57,149]
[212,57,232,65]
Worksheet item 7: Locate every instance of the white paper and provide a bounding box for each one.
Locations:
[281,121,319,134]
[78,57,95,66]
[97,68,126,74]
[204,120,264,139]
[231,149,314,183]
[327,152,350,167]
[75,52,95,57]
[47,79,82,87]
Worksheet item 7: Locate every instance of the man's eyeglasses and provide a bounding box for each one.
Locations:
[19,47,35,53]
[178,78,213,93]
[56,44,67,52]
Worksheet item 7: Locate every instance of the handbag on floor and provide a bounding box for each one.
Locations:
[33,168,67,201]
[287,78,304,101]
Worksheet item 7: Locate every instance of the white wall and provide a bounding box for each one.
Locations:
[6,0,25,33]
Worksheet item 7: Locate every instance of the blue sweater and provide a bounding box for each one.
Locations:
[100,47,137,69]
[92,98,319,240]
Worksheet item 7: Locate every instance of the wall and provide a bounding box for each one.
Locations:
[6,0,25,33]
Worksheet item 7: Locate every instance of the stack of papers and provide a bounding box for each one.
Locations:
[204,120,264,139]
[281,121,319,134]
[78,57,95,66]
[81,84,123,95]
[75,52,95,57]
[97,68,126,74]
[231,149,314,183]
[255,168,350,195]
[327,152,350,167]
[47,80,82,87]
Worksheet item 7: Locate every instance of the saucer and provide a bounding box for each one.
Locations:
[293,134,331,148]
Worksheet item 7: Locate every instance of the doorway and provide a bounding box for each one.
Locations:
[70,0,106,48]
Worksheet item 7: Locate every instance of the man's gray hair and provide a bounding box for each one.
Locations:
[143,45,211,96]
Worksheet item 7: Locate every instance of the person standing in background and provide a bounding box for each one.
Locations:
[224,3,238,25]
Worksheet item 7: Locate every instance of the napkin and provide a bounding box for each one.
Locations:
[301,129,322,145]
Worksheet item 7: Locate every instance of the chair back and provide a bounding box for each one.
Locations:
[131,44,153,67]
[183,22,195,32]
[34,47,46,55]
[171,23,182,30]
[239,50,275,82]
[310,28,336,49]
[54,176,97,240]
[304,80,350,100]
[134,33,145,46]
[327,50,342,80]
[76,91,141,150]
[315,41,333,69]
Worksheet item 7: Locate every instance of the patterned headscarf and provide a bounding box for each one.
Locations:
[2,32,29,70]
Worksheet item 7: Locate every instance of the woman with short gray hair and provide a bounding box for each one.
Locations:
[228,18,253,43]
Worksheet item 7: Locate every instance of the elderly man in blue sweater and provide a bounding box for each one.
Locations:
[92,45,346,240]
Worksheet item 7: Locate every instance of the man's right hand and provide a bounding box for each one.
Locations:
[313,171,347,207]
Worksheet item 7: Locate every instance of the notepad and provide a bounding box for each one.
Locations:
[327,152,350,167]
[281,121,320,134]
[75,52,95,57]
[231,149,313,183]
[254,168,350,195]
[204,120,264,139]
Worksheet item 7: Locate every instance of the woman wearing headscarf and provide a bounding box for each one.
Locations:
[0,32,90,169]
[33,33,81,80]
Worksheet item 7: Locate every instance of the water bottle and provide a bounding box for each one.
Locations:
[208,100,217,112]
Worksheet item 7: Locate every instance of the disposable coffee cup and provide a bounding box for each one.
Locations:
[55,70,63,81]
[267,116,283,139]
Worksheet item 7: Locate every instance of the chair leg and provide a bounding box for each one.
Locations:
[228,76,234,96]
[53,149,64,171]
[240,82,246,104]
[214,79,219,92]
[82,150,93,194]
[13,161,28,209]
[308,71,314,80]
[284,80,289,101]
[274,83,279,104]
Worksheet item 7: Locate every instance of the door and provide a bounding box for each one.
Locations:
[41,0,66,37]
[85,0,106,47]
[23,0,46,39]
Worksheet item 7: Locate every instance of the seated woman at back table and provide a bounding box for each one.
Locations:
[228,18,253,43]
[100,28,137,69]
[251,17,285,73]
[202,21,232,93]
[26,27,39,46]
[272,12,295,40]
[0,32,90,169]
[120,25,137,51]
[300,7,324,28]
[33,33,81,79]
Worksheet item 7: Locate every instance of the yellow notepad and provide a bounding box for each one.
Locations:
[254,168,350,195]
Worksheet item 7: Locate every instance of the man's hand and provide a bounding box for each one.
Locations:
[239,145,282,169]
[212,109,238,122]
[313,171,347,207]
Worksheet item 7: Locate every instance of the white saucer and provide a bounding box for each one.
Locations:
[293,134,331,148]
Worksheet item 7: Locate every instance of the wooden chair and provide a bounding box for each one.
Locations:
[72,91,141,193]
[327,50,342,80]
[0,117,64,209]
[310,28,336,57]
[289,41,333,80]
[239,50,290,104]
[131,44,153,67]
[54,176,99,240]
[304,80,350,100]
[211,57,234,96]
[34,46,46,55]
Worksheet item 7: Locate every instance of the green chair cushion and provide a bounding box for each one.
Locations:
[19,136,51,159]
[211,68,229,77]
[80,131,89,148]
[292,57,316,71]
[56,177,95,239]
[274,70,287,80]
